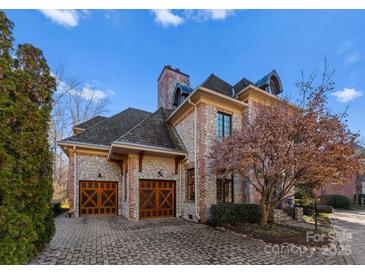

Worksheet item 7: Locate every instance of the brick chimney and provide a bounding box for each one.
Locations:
[157,65,190,110]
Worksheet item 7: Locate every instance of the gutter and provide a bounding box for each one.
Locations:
[109,142,187,159]
[188,98,200,222]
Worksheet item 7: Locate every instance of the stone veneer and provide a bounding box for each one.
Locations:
[127,154,180,221]
[68,152,122,217]
[68,151,179,220]
[174,102,247,223]
[175,110,197,220]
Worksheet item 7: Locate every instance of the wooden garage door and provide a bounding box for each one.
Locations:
[80,181,117,215]
[139,180,175,219]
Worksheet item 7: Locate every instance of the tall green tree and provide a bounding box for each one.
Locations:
[0,11,56,264]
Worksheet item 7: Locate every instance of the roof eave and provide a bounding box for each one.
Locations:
[110,141,187,157]
[166,86,248,123]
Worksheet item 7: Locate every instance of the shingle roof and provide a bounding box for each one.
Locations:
[115,108,186,152]
[233,78,253,94]
[74,115,107,130]
[61,108,152,146]
[201,74,233,97]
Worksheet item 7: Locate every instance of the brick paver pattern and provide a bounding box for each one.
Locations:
[330,209,365,265]
[31,215,344,265]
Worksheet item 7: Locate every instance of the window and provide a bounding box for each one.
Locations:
[216,176,233,203]
[186,168,195,201]
[217,112,232,142]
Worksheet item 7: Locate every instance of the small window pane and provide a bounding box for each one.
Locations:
[216,176,233,203]
[187,168,195,201]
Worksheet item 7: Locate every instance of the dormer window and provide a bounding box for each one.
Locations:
[255,70,283,96]
[267,75,280,94]
[172,84,193,108]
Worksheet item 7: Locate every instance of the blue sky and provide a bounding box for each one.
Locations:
[5,9,365,140]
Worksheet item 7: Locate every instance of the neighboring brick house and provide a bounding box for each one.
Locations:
[317,145,365,203]
[58,65,287,222]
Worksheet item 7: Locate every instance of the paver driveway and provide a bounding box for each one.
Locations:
[330,209,365,265]
[31,215,344,265]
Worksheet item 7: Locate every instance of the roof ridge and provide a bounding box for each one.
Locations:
[115,108,162,141]
[201,73,233,88]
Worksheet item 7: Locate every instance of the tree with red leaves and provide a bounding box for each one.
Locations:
[210,63,359,225]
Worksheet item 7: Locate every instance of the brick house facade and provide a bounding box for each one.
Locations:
[59,65,358,222]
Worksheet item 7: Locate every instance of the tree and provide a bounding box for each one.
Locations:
[210,62,359,225]
[49,66,109,202]
[0,11,56,263]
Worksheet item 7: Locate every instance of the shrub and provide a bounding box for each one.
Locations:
[323,194,351,209]
[210,203,262,226]
[0,207,37,264]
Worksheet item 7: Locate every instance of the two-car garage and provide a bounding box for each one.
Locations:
[79,180,175,220]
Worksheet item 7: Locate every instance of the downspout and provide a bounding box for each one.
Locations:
[188,98,200,222]
[179,156,187,218]
[68,146,77,217]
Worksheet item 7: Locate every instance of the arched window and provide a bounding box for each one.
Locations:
[268,75,280,94]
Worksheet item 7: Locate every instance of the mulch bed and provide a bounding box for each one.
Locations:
[222,223,335,247]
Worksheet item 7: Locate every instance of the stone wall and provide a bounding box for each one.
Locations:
[69,152,122,217]
[175,101,246,223]
[127,153,179,221]
[175,110,197,220]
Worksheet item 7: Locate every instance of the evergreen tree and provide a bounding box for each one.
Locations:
[0,11,56,264]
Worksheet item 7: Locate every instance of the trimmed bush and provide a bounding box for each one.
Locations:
[210,203,262,226]
[323,195,351,209]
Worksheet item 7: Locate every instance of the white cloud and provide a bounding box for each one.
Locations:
[190,10,235,21]
[78,84,114,101]
[152,10,184,27]
[56,80,114,101]
[39,9,89,28]
[332,88,362,103]
[344,52,361,65]
[152,9,235,27]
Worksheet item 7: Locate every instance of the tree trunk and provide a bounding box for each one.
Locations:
[314,198,318,232]
[260,204,270,225]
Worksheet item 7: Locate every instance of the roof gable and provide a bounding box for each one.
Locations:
[74,115,107,130]
[115,108,186,152]
[201,74,233,97]
[62,108,151,146]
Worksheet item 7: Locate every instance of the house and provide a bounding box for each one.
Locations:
[59,65,285,222]
[318,145,365,203]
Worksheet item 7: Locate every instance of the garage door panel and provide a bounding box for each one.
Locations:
[80,181,117,216]
[139,180,175,219]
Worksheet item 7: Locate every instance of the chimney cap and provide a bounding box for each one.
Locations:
[157,65,189,81]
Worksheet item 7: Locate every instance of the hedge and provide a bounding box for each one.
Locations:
[323,195,351,209]
[210,203,262,226]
